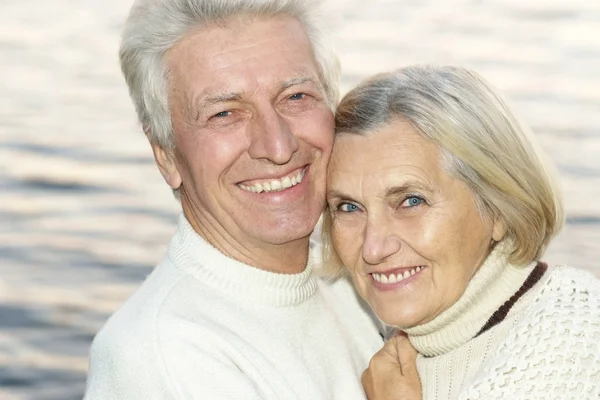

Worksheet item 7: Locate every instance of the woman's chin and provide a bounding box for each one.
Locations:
[376,307,428,329]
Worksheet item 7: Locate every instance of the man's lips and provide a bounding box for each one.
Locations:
[238,166,306,194]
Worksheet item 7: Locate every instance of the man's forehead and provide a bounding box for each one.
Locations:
[171,15,312,62]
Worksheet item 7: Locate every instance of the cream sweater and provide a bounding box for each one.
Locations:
[84,215,383,400]
[403,243,600,400]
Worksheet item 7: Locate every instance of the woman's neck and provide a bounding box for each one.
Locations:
[403,241,536,357]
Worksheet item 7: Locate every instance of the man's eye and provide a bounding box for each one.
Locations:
[213,111,231,118]
[289,93,306,101]
[338,203,360,212]
[401,196,425,208]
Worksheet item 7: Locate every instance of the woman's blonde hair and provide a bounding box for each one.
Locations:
[323,65,564,276]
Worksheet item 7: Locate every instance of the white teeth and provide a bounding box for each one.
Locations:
[239,169,305,193]
[270,180,282,191]
[281,176,292,189]
[372,266,425,284]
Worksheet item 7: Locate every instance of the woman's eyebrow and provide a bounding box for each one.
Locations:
[326,189,354,201]
[385,181,432,197]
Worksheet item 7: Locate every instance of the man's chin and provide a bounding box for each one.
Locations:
[251,226,314,246]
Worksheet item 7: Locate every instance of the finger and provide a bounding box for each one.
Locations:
[395,330,408,338]
[369,339,399,363]
[391,335,418,375]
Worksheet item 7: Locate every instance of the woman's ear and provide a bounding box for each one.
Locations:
[491,215,507,242]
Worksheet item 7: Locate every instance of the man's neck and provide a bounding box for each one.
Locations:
[183,208,311,274]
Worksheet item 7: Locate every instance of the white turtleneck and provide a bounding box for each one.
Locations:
[84,214,383,400]
[400,242,600,400]
[404,242,536,357]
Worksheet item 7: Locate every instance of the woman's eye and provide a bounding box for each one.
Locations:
[401,196,425,208]
[338,203,360,213]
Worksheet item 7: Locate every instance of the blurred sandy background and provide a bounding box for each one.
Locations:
[1,0,598,398]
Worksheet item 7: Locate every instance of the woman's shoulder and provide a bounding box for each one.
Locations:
[523,263,600,344]
[543,264,600,292]
[506,263,599,352]
[531,264,600,321]
[460,264,600,399]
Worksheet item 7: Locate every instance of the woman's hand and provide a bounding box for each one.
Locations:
[362,332,422,400]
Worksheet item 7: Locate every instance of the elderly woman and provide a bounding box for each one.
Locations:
[322,65,600,399]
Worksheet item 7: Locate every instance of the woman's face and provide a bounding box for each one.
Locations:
[326,119,505,328]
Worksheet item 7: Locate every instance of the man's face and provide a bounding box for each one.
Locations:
[159,16,334,268]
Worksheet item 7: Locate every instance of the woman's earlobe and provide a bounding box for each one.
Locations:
[492,216,507,242]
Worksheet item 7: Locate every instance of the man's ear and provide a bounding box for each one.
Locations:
[149,138,182,190]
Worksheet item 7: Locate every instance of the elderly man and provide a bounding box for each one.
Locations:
[83,0,383,399]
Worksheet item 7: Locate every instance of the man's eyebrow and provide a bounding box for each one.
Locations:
[280,76,323,91]
[196,76,318,108]
[193,76,322,119]
[200,92,243,108]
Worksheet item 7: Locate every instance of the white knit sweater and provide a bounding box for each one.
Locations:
[403,243,600,400]
[84,215,383,400]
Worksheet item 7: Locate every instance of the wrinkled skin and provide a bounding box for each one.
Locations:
[152,16,334,273]
[362,333,421,400]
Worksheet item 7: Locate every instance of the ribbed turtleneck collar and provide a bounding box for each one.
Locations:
[403,241,536,357]
[166,214,318,307]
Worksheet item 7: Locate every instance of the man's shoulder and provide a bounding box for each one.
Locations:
[85,259,236,399]
[91,257,228,349]
[89,261,183,356]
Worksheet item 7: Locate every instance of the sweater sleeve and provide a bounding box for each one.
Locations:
[460,267,600,400]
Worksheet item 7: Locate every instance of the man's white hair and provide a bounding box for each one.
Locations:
[120,0,340,150]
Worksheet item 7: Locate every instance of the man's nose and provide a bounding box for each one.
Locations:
[248,108,299,164]
[361,217,402,265]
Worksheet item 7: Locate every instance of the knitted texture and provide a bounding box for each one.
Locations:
[404,241,536,358]
[84,215,383,399]
[406,242,542,399]
[461,266,600,399]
